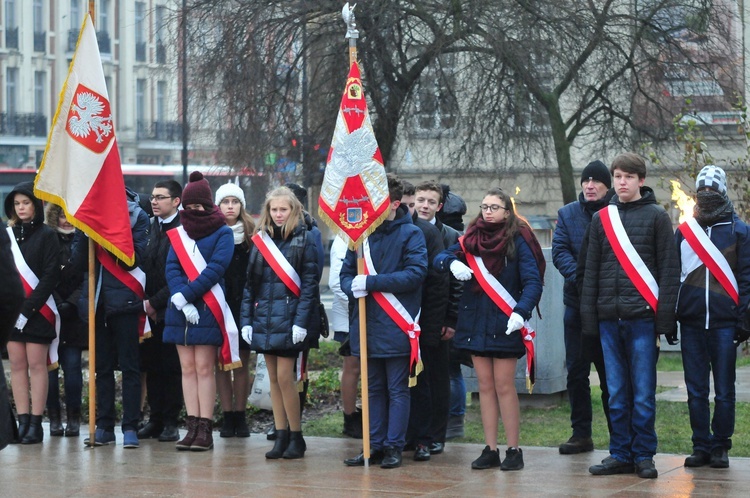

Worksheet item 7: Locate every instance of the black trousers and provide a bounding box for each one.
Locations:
[140,322,183,426]
[406,338,451,445]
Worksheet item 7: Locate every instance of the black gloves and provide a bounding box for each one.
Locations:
[734,326,750,346]
[665,331,679,346]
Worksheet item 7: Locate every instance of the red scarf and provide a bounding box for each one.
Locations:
[180,206,226,240]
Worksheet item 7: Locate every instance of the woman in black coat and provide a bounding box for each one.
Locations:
[4,181,60,444]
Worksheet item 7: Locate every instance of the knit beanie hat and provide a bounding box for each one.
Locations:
[695,165,727,196]
[182,171,213,208]
[580,160,611,189]
[214,182,246,209]
[285,183,308,206]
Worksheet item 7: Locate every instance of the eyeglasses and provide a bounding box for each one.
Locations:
[479,204,507,212]
[149,195,173,202]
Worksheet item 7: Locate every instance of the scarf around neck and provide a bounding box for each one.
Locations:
[694,190,734,226]
[230,222,245,245]
[180,207,227,240]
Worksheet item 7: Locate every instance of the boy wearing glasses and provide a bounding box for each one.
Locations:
[581,153,680,479]
[138,180,185,442]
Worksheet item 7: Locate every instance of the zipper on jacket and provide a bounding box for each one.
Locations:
[704,225,711,329]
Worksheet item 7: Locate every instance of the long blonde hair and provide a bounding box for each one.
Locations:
[255,186,304,239]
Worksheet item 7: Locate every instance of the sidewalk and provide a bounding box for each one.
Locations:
[1,427,749,497]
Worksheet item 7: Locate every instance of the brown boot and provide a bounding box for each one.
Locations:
[176,416,198,451]
[190,418,214,451]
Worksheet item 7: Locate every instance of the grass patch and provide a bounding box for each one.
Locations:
[307,341,341,371]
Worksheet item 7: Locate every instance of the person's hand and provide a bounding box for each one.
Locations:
[171,292,188,311]
[351,275,368,298]
[241,325,253,344]
[734,326,750,346]
[292,325,308,344]
[144,300,157,320]
[505,312,524,335]
[450,260,473,281]
[15,314,28,331]
[665,331,680,346]
[182,304,200,324]
[441,326,455,341]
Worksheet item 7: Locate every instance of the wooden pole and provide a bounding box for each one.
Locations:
[87,4,97,448]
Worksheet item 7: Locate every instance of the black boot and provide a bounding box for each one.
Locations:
[234,411,250,438]
[219,411,236,438]
[265,429,289,459]
[343,410,363,439]
[15,413,30,443]
[283,431,307,459]
[21,414,44,444]
[48,407,64,437]
[65,408,81,437]
[266,425,277,440]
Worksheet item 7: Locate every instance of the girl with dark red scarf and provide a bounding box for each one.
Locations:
[435,187,543,471]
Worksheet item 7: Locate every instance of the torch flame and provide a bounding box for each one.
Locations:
[670,180,695,224]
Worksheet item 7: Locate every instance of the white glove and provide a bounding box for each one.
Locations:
[292,325,308,344]
[241,325,253,344]
[171,292,188,311]
[505,312,524,336]
[353,288,368,299]
[183,304,200,324]
[351,275,367,294]
[15,314,28,331]
[450,260,473,281]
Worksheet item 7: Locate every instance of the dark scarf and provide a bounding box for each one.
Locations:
[694,190,734,226]
[180,207,227,240]
[581,189,614,217]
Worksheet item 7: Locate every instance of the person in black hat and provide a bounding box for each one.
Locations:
[552,160,614,456]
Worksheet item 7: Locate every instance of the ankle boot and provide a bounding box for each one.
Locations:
[219,411,235,438]
[234,411,250,438]
[16,413,31,443]
[176,416,198,451]
[265,429,289,459]
[191,418,214,451]
[48,407,64,437]
[283,431,307,459]
[21,415,44,444]
[343,410,363,439]
[65,408,81,437]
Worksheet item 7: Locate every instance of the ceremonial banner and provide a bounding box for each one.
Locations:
[34,13,134,266]
[318,61,389,249]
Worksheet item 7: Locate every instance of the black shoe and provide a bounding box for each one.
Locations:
[344,449,385,466]
[710,447,729,468]
[501,447,524,471]
[266,425,277,441]
[283,431,307,459]
[589,456,635,475]
[234,411,250,438]
[137,421,163,439]
[380,446,402,469]
[471,445,501,470]
[219,411,236,438]
[684,450,711,467]
[413,444,431,462]
[265,429,289,459]
[64,409,81,437]
[636,459,658,478]
[429,442,444,455]
[15,413,30,443]
[158,425,180,442]
[48,408,64,437]
[21,415,44,444]
[343,410,363,439]
[559,436,594,455]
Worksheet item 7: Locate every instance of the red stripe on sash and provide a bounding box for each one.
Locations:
[251,232,301,297]
[96,245,150,338]
[679,221,739,305]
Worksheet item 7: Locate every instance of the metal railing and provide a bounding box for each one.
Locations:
[0,113,48,137]
[136,121,183,141]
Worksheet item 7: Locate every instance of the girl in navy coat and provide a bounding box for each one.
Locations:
[240,187,319,460]
[164,172,234,451]
[435,187,543,471]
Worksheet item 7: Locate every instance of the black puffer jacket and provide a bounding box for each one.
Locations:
[413,211,448,348]
[3,182,61,342]
[580,188,680,337]
[225,241,250,321]
[435,217,463,329]
[240,223,320,352]
[143,214,181,322]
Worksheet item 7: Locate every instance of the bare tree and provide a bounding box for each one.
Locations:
[183,1,742,203]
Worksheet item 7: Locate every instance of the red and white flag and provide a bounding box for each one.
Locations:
[34,14,134,266]
[318,61,390,249]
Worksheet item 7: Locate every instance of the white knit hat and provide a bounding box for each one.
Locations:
[695,165,727,196]
[214,182,246,209]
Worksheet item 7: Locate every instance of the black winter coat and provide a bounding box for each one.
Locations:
[143,214,181,322]
[435,217,463,329]
[413,212,449,348]
[580,188,680,337]
[225,241,250,321]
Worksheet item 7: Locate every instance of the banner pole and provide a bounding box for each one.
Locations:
[87,238,96,447]
[356,247,370,465]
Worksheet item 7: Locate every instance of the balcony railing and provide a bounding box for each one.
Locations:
[67,29,78,52]
[5,27,19,49]
[0,113,48,137]
[33,31,46,52]
[135,41,146,62]
[137,121,183,141]
[156,42,166,64]
[97,31,111,54]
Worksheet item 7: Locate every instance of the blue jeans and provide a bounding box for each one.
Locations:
[368,356,410,450]
[47,344,83,413]
[600,318,658,463]
[680,324,736,452]
[449,361,466,417]
[564,306,611,438]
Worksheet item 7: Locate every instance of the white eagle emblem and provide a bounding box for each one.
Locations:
[68,91,113,144]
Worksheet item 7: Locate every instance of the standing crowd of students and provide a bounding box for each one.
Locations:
[1,155,748,479]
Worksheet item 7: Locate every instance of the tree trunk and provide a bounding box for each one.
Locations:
[548,104,576,204]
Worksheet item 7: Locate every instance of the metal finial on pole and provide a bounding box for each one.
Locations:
[343,3,358,64]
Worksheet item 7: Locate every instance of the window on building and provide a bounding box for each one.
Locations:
[33,0,45,52]
[6,68,18,116]
[34,72,46,115]
[70,0,81,30]
[5,0,19,49]
[100,0,110,30]
[155,5,167,63]
[413,53,458,134]
[135,2,147,62]
[136,79,147,137]
[157,81,166,123]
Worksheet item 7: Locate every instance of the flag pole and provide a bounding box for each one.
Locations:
[343,4,371,465]
[87,0,97,448]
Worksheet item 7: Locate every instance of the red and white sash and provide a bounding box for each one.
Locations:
[252,231,301,297]
[95,245,152,340]
[600,205,659,311]
[6,227,60,370]
[362,239,422,387]
[167,226,241,370]
[458,236,536,393]
[678,218,739,305]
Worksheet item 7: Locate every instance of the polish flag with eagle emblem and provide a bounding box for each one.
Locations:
[34,13,134,265]
[318,61,390,249]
